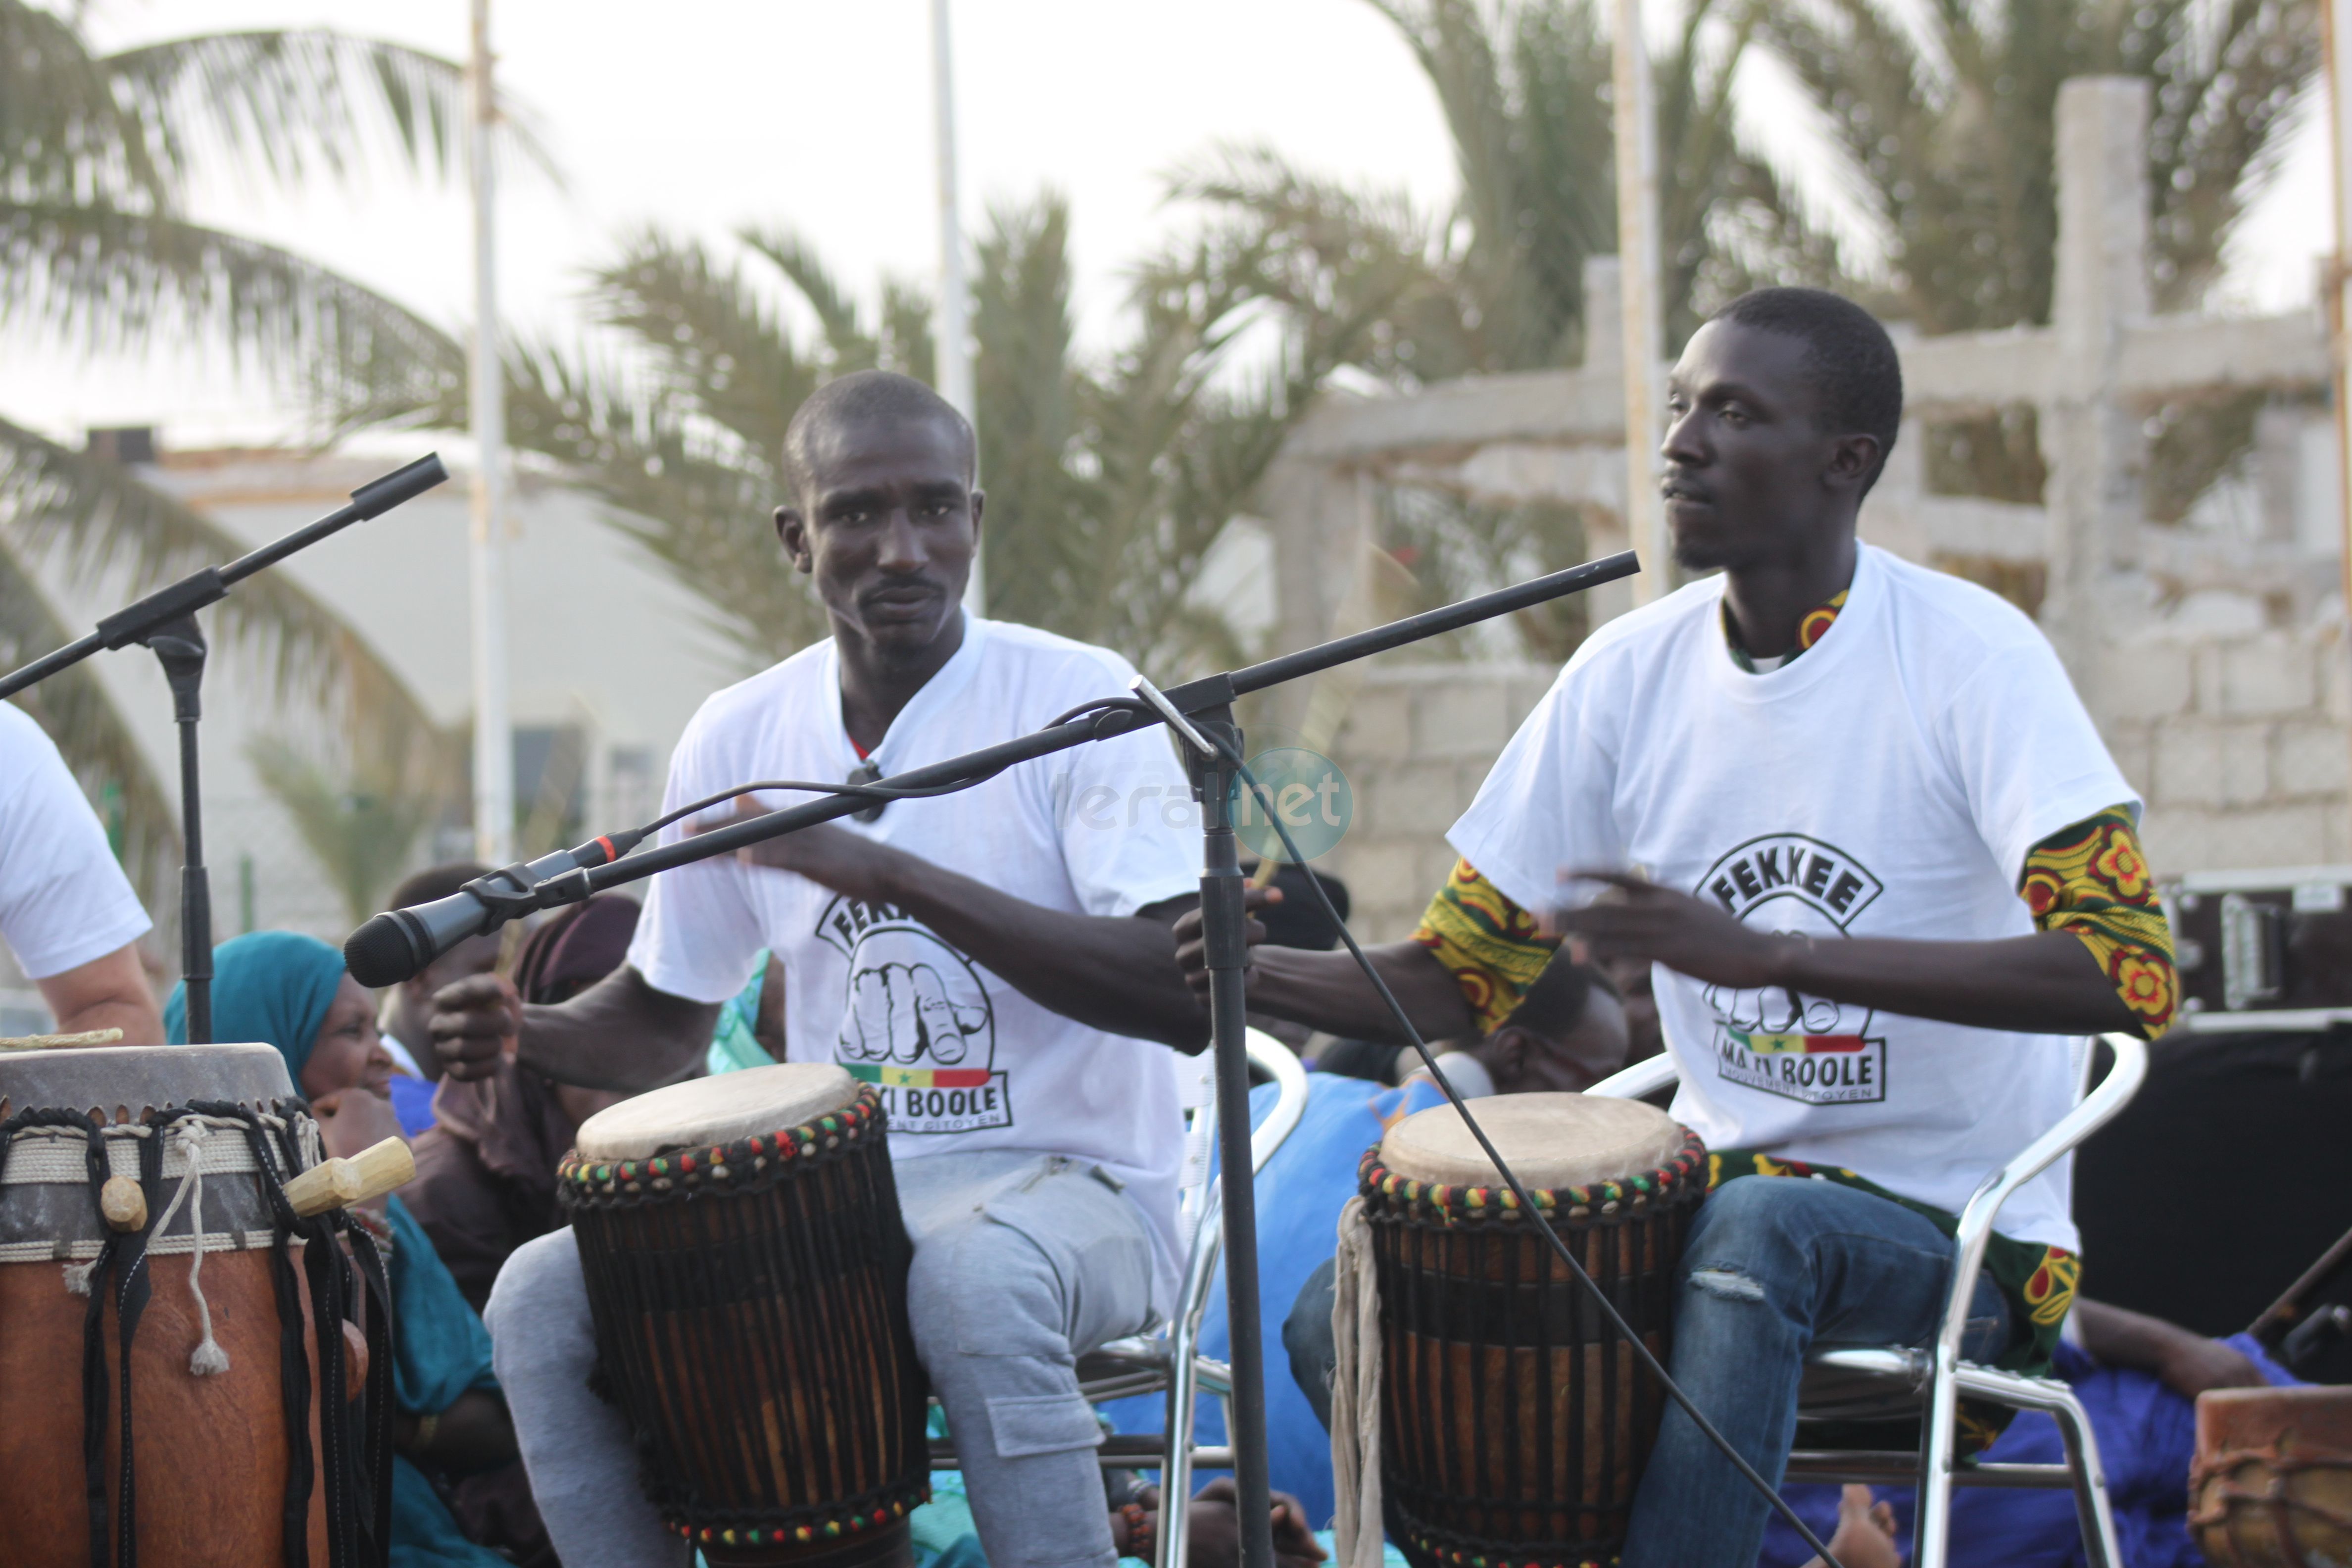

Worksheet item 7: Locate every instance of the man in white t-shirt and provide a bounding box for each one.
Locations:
[1182,290,2174,1565]
[430,372,1227,1568]
[0,702,161,1042]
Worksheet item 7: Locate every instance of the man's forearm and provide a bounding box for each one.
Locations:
[1242,942,1476,1045]
[515,969,719,1092]
[871,854,1209,1050]
[1763,929,2139,1036]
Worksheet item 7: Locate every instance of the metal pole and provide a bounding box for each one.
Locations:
[931,0,982,617]
[1191,717,1276,1568]
[469,0,515,865]
[1611,0,1668,604]
[2325,0,2352,846]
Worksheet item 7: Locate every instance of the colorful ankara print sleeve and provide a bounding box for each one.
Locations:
[1412,858,1561,1035]
[2018,805,2176,1037]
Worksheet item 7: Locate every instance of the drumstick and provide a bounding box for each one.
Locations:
[282,1137,416,1217]
[0,1028,125,1051]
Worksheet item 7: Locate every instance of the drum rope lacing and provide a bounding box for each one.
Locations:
[1219,737,1849,1568]
[0,1097,395,1568]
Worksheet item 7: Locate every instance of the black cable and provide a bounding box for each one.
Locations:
[1220,742,1846,1568]
[636,771,1012,838]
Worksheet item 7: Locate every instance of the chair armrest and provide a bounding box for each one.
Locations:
[1587,1052,1679,1101]
[1938,1032,2147,1359]
[1244,1029,1311,1175]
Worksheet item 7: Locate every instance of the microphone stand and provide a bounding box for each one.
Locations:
[0,454,450,1041]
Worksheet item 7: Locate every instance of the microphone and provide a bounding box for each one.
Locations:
[344,829,644,987]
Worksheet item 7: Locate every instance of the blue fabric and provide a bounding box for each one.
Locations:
[389,1075,439,1138]
[705,955,775,1077]
[387,1194,498,1416]
[383,1200,504,1564]
[390,1455,506,1567]
[1102,1071,1448,1529]
[1758,1331,2304,1568]
[164,930,346,1082]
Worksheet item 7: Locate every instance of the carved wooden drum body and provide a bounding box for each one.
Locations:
[2191,1385,2352,1568]
[559,1063,931,1568]
[1360,1093,1707,1568]
[0,1044,338,1568]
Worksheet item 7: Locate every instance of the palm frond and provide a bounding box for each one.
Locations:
[0,417,445,783]
[0,539,179,914]
[245,735,439,927]
[589,227,818,468]
[0,0,167,207]
[494,339,820,661]
[0,200,463,422]
[739,226,884,372]
[100,28,556,195]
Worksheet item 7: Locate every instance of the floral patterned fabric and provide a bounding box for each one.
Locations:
[1410,857,1560,1034]
[2018,807,2177,1036]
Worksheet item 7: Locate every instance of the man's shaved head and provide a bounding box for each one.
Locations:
[782,370,976,502]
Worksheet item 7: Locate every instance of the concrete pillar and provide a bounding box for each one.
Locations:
[2039,76,2152,677]
[1258,451,1374,727]
[1582,254,1623,380]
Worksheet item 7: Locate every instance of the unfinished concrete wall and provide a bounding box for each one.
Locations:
[1266,76,2349,928]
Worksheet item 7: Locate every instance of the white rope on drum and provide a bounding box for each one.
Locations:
[140,1121,229,1374]
[1329,1196,1385,1568]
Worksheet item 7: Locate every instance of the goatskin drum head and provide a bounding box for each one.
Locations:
[1379,1091,1684,1190]
[576,1062,859,1161]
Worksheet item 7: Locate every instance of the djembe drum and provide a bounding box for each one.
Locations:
[0,1043,389,1568]
[2190,1385,2352,1567]
[1352,1093,1706,1568]
[558,1063,931,1567]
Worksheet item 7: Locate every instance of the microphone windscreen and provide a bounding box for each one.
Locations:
[344,911,422,988]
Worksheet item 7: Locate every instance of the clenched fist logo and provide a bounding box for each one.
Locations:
[844,962,992,1065]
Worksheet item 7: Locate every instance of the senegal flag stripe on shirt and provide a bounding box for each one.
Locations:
[844,1063,995,1090]
[1728,1030,1866,1055]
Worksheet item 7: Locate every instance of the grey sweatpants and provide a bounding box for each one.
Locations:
[485,1149,1160,1568]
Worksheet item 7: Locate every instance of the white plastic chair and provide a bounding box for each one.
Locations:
[1586,1032,2149,1568]
[928,1029,1312,1568]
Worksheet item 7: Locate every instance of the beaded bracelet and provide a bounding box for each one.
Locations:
[1117,1501,1154,1562]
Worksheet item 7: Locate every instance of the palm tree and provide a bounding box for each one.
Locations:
[1181,0,1829,391]
[1759,0,2319,505]
[390,193,1402,680]
[0,7,530,910]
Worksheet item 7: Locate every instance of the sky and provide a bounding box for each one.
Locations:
[3,0,2337,452]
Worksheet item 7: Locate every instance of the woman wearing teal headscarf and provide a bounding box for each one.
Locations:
[169,932,517,1568]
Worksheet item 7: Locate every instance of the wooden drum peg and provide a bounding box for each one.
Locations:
[99,1176,146,1233]
[282,1138,415,1218]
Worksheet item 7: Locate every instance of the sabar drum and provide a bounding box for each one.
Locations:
[0,1043,376,1568]
[1355,1093,1705,1568]
[2190,1384,2352,1567]
[558,1063,931,1567]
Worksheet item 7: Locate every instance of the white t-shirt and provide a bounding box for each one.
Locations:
[627,616,1201,1302]
[1452,544,2132,1251]
[0,703,152,980]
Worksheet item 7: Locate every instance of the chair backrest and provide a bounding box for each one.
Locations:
[1168,1031,1313,1314]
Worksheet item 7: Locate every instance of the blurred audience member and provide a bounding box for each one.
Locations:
[377,863,501,1134]
[403,894,640,1314]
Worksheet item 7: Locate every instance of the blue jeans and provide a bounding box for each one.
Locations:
[1621,1176,2012,1568]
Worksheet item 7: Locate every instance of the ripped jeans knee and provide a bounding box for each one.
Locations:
[1688,1265,1768,1304]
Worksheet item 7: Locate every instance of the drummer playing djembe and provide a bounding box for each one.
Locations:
[1179,288,2179,1567]
[428,371,1320,1568]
